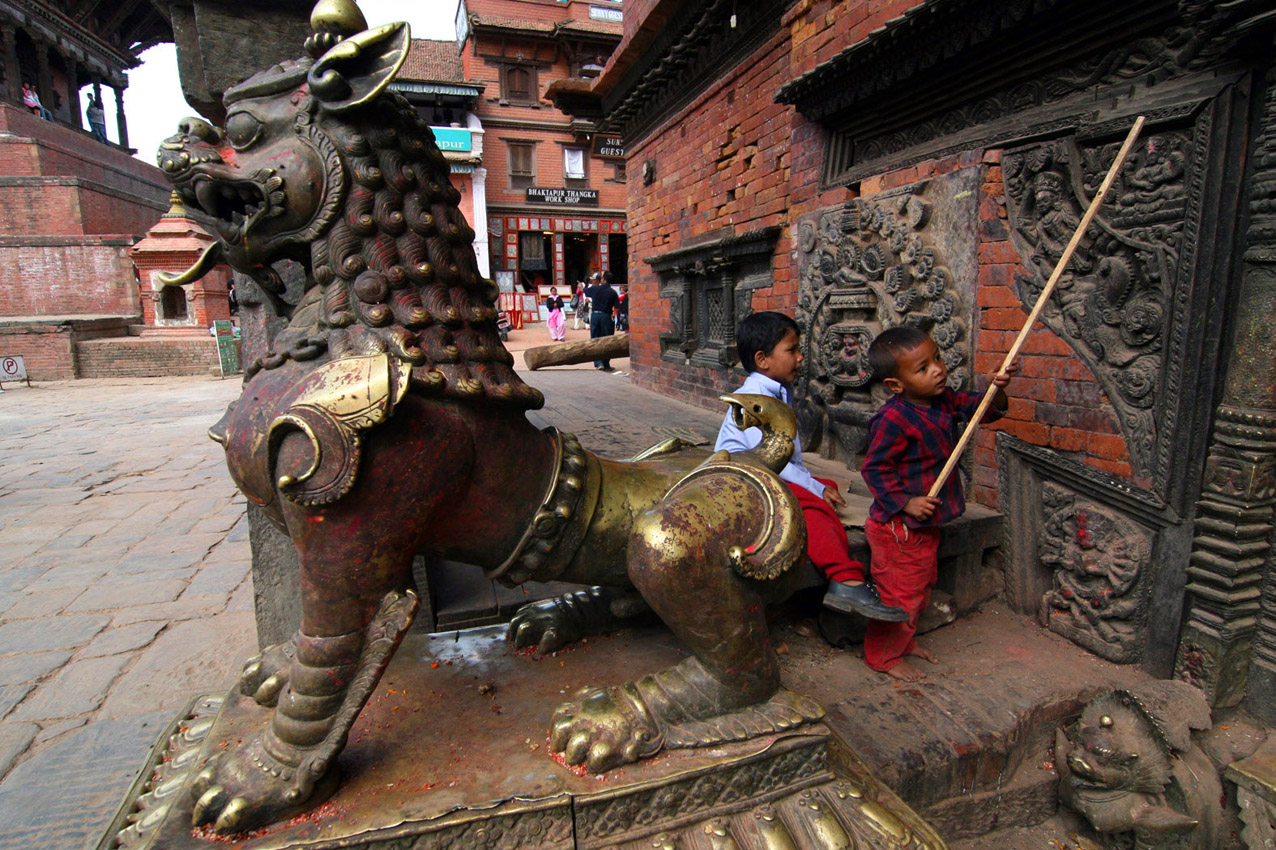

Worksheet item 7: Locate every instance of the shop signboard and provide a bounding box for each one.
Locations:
[431,126,472,152]
[213,320,241,377]
[527,187,599,206]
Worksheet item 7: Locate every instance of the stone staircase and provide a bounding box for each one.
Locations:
[75,330,223,378]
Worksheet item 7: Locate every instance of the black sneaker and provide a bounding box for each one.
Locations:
[822,581,909,621]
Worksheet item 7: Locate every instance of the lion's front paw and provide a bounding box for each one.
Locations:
[190,736,336,834]
[550,684,663,773]
[508,599,580,655]
[238,642,295,706]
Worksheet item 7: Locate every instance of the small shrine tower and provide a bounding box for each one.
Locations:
[129,193,232,333]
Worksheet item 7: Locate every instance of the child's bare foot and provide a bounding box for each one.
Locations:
[885,660,927,682]
[907,646,938,664]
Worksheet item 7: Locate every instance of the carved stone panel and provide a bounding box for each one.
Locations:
[1004,127,1194,485]
[1038,482,1155,663]
[793,168,980,461]
[998,435,1182,672]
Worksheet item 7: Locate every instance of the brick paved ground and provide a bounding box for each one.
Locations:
[0,325,728,849]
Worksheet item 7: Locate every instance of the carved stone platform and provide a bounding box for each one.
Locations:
[99,626,946,850]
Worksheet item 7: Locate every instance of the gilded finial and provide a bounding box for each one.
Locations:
[164,191,187,218]
[306,0,369,58]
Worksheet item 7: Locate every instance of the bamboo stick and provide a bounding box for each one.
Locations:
[926,115,1146,499]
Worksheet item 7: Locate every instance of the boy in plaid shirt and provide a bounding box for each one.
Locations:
[861,327,1016,681]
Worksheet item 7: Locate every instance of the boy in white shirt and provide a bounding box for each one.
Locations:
[715,312,906,621]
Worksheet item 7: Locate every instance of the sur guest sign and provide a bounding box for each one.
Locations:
[592,134,624,160]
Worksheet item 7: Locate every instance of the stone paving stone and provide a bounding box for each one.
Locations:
[21,564,109,592]
[0,541,42,567]
[0,685,33,719]
[99,613,254,719]
[0,614,109,653]
[110,596,226,627]
[34,715,88,744]
[10,655,131,721]
[108,550,207,575]
[78,622,165,660]
[66,578,185,612]
[39,533,96,551]
[181,561,250,600]
[0,651,71,685]
[0,722,37,779]
[0,586,84,619]
[0,565,51,594]
[226,578,255,613]
[0,711,170,850]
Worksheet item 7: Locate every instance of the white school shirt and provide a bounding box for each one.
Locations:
[713,371,825,497]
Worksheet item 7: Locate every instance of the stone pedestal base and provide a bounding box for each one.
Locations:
[99,626,945,850]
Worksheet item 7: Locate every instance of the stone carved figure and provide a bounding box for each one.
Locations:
[155,3,820,834]
[1056,680,1222,850]
[794,178,974,459]
[1039,483,1153,662]
[1004,133,1189,481]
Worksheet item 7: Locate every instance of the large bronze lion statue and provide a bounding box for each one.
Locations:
[157,2,817,835]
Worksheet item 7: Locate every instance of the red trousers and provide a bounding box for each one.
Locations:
[863,516,940,672]
[788,479,865,584]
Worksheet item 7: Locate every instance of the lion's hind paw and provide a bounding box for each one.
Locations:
[238,641,295,706]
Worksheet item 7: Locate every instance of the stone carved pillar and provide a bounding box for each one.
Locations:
[112,84,129,150]
[1,26,21,104]
[1175,67,1276,715]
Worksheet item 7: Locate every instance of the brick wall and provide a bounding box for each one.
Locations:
[623,0,1135,507]
[0,240,141,316]
[0,317,131,380]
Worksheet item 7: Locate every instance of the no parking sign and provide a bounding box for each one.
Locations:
[0,354,29,387]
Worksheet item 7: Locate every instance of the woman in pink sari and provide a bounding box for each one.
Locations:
[545,287,566,341]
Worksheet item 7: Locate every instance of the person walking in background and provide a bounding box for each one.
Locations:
[86,94,107,142]
[545,286,566,341]
[584,271,619,371]
[571,281,587,330]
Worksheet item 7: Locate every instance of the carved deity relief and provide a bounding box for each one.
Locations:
[1038,482,1154,663]
[1004,132,1191,482]
[793,170,978,459]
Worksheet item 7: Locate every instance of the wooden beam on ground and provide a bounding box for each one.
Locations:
[525,333,630,370]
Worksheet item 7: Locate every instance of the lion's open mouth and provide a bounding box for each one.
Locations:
[193,177,271,244]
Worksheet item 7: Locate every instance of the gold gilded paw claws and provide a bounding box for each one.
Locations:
[548,685,663,773]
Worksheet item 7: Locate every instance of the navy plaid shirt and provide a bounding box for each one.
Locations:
[860,389,1001,528]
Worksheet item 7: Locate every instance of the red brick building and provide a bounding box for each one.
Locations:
[458,0,626,314]
[393,38,491,275]
[0,102,170,379]
[557,0,1276,722]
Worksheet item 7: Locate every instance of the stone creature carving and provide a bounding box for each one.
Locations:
[156,1,818,835]
[1055,680,1222,850]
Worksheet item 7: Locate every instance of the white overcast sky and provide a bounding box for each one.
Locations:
[115,2,458,165]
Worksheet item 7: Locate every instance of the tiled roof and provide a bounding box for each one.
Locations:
[399,39,464,83]
[469,15,622,37]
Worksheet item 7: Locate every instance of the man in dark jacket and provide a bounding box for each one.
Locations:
[584,271,620,371]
